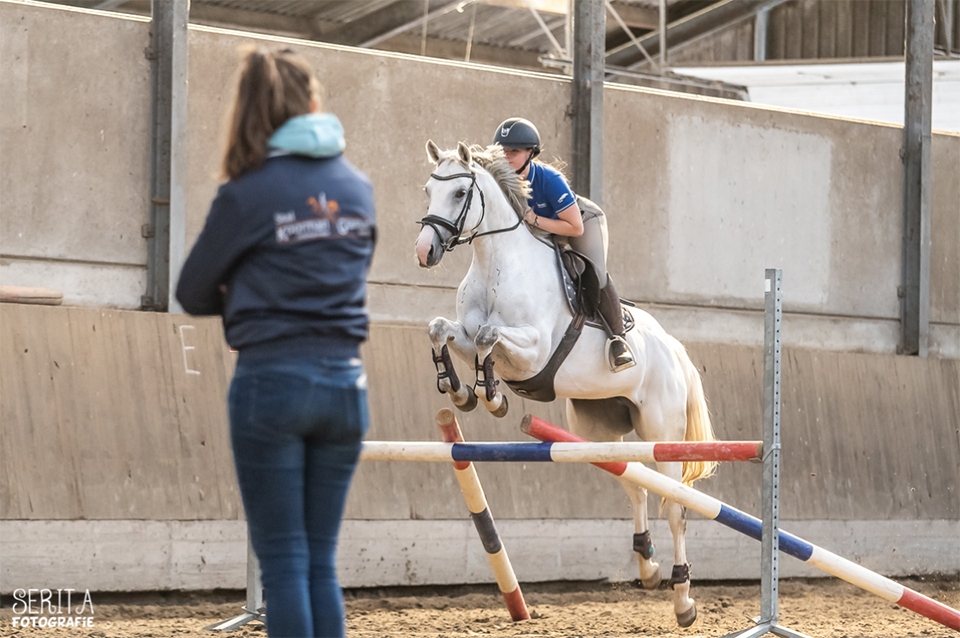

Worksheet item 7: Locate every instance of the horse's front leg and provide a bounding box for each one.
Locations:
[473,323,541,418]
[429,317,479,412]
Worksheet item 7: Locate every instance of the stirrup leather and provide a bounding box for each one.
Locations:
[605,335,636,373]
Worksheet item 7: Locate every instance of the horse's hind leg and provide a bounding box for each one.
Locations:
[564,399,662,586]
[619,479,662,589]
[638,389,696,627]
[658,460,697,628]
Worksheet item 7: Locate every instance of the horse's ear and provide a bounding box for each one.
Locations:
[425,140,442,165]
[457,141,472,167]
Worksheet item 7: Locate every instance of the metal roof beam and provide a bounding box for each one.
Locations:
[605,0,791,69]
[606,1,658,29]
[327,0,458,47]
[184,4,338,40]
[358,0,464,49]
[478,0,567,13]
[521,0,565,55]
[386,31,548,67]
[509,14,566,47]
[604,0,660,72]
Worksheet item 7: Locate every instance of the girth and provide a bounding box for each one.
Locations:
[502,241,635,403]
[503,311,586,403]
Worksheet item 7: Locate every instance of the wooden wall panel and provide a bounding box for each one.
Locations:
[2,307,957,524]
[887,0,905,56]
[784,0,805,59]
[769,2,788,59]
[801,0,820,59]
[835,0,854,57]
[818,0,837,58]
[0,306,239,520]
[1,305,83,518]
[681,0,911,64]
[165,315,241,520]
[868,0,888,56]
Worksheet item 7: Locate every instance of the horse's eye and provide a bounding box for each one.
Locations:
[455,188,467,198]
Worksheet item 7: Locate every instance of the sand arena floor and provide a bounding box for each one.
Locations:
[1,577,957,638]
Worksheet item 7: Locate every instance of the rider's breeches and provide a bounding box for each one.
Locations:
[567,199,625,337]
[567,198,609,289]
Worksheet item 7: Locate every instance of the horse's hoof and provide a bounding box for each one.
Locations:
[490,395,509,418]
[676,602,697,628]
[455,386,478,412]
[641,570,662,590]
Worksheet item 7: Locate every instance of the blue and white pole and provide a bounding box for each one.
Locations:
[361,439,762,463]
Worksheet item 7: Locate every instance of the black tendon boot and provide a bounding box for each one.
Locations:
[598,279,636,372]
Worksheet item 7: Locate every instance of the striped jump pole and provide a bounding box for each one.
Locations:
[523,415,960,633]
[361,440,763,464]
[436,409,530,622]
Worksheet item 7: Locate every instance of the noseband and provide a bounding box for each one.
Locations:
[419,168,522,252]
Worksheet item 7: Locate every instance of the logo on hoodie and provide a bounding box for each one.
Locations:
[274,192,373,244]
[308,193,339,219]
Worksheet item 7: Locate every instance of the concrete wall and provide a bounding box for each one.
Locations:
[2,2,958,356]
[0,3,152,307]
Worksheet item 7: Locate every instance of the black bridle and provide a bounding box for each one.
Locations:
[419,168,522,252]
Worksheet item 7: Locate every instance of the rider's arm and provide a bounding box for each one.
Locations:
[524,171,584,236]
[524,203,583,236]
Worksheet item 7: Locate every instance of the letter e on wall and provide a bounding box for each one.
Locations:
[179,325,201,375]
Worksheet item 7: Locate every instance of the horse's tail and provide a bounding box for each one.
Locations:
[672,339,717,486]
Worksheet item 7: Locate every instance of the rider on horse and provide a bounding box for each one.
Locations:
[493,117,636,373]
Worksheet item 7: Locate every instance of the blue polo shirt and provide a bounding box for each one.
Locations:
[527,162,577,220]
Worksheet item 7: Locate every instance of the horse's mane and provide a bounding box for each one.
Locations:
[436,145,531,219]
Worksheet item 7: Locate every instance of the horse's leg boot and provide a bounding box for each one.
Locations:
[599,279,636,373]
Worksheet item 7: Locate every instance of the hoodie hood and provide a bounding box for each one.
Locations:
[268,113,346,158]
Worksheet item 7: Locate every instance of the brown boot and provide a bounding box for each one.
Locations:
[598,279,635,372]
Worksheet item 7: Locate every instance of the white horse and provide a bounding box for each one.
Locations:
[414,141,716,627]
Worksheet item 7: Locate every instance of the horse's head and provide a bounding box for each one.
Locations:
[415,140,480,268]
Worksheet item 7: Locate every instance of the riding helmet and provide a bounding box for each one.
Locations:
[492,118,541,156]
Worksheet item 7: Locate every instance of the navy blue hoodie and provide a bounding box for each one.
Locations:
[176,114,376,361]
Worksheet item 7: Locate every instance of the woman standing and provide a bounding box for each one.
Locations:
[493,117,635,372]
[177,47,376,638]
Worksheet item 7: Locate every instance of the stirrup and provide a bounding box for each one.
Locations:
[605,335,636,373]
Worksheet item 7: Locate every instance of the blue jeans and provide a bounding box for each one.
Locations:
[229,357,369,638]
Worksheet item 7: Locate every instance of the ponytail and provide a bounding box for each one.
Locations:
[222,46,320,180]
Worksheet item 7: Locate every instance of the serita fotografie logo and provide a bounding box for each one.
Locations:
[10,588,95,629]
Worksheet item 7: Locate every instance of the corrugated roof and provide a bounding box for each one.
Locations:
[56,0,925,99]
[59,0,668,55]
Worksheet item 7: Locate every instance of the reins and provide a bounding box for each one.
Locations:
[419,167,522,252]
